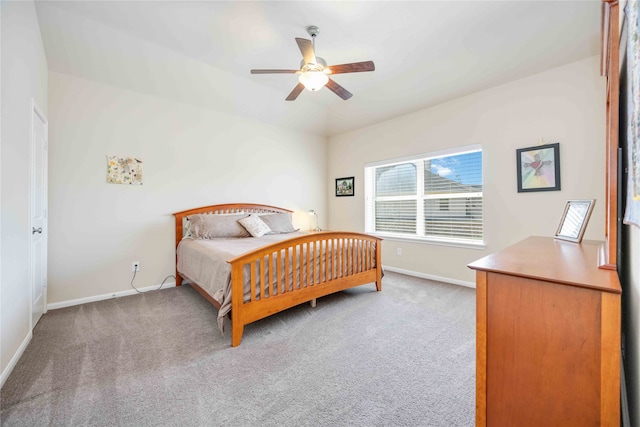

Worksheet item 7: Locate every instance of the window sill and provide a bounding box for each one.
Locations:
[369,232,486,250]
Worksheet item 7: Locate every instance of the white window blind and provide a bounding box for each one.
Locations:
[365,146,483,245]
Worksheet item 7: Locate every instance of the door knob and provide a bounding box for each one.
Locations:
[32,227,42,234]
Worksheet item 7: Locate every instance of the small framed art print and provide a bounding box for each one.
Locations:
[335,177,354,197]
[516,143,561,192]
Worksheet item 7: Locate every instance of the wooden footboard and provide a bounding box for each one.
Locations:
[228,231,382,346]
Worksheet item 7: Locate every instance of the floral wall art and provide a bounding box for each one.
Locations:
[107,155,143,185]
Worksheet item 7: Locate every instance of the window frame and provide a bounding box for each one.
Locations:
[365,145,485,249]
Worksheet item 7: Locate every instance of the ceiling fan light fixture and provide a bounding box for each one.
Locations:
[250,25,374,100]
[298,70,329,91]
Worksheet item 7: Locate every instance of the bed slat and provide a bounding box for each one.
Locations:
[250,260,257,301]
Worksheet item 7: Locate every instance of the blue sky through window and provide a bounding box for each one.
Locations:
[430,151,482,186]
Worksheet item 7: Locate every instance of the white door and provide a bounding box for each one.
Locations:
[31,101,47,328]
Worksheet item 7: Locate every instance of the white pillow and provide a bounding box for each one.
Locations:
[238,214,271,237]
[183,217,193,239]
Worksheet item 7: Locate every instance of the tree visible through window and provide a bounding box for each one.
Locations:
[365,146,483,244]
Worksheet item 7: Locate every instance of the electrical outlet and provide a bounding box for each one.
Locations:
[396,247,403,256]
[131,261,140,272]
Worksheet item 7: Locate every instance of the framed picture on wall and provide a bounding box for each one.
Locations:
[516,142,561,192]
[335,177,354,197]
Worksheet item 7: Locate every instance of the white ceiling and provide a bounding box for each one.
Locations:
[34,1,602,137]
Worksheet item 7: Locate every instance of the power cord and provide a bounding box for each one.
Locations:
[130,270,176,294]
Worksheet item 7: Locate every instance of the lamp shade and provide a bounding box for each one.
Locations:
[298,71,329,91]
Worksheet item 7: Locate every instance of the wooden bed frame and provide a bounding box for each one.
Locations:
[174,203,383,347]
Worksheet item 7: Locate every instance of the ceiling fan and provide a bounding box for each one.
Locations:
[250,26,375,101]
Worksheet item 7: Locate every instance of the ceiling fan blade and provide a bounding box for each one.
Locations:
[251,69,299,74]
[328,61,375,74]
[295,38,316,65]
[326,78,353,100]
[285,83,305,101]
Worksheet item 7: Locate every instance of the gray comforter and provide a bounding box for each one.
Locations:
[177,232,308,331]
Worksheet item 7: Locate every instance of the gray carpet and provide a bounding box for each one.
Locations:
[1,271,475,426]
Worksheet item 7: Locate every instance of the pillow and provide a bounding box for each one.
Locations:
[188,213,251,239]
[260,213,298,234]
[183,211,247,239]
[182,217,193,239]
[238,214,271,237]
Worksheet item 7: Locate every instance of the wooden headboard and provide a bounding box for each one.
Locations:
[172,203,293,287]
[172,203,293,250]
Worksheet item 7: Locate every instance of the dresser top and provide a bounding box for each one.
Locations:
[468,236,621,294]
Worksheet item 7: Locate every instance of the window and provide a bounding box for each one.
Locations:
[365,146,483,246]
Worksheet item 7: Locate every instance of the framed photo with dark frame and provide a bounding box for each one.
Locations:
[335,177,354,197]
[516,142,561,192]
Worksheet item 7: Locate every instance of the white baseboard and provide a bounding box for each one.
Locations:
[47,281,176,310]
[382,265,476,289]
[1,330,32,388]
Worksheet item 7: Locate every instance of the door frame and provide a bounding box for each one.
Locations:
[30,98,48,329]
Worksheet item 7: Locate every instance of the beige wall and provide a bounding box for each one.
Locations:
[1,1,48,383]
[327,56,605,284]
[47,71,326,304]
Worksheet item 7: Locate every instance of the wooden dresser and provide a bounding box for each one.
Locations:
[468,236,621,427]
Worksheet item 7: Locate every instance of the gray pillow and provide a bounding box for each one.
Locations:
[188,213,250,239]
[260,213,298,234]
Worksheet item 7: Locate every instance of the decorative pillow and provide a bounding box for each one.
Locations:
[238,214,271,237]
[182,217,193,239]
[188,213,251,239]
[260,213,298,234]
